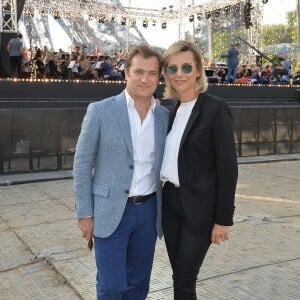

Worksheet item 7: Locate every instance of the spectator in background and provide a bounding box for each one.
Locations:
[292,70,300,85]
[282,55,291,75]
[102,56,123,80]
[7,33,25,78]
[235,64,250,84]
[221,43,239,83]
[260,64,271,84]
[270,63,283,83]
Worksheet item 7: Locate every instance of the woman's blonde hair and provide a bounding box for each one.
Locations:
[162,40,208,99]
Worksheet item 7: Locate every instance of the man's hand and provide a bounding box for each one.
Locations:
[211,224,230,244]
[78,217,94,241]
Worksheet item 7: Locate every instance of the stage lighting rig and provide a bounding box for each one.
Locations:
[244,0,253,29]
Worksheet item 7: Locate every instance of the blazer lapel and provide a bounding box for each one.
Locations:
[168,100,180,132]
[112,92,133,157]
[179,93,206,151]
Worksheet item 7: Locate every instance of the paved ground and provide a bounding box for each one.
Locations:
[0,157,299,299]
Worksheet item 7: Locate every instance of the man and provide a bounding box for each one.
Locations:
[221,43,239,83]
[102,56,123,80]
[7,33,24,78]
[73,44,169,300]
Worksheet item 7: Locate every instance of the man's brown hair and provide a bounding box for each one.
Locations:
[125,44,162,74]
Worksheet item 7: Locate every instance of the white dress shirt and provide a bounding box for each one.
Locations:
[125,90,156,196]
[160,99,197,186]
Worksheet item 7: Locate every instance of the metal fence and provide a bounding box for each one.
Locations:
[1,104,300,174]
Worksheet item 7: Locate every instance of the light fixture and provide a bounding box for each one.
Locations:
[189,15,194,22]
[53,10,60,20]
[25,7,35,17]
[244,1,253,29]
[39,9,46,17]
[262,0,268,3]
[197,13,202,21]
[214,9,220,18]
[121,16,126,25]
[98,14,105,23]
[224,6,231,14]
[205,11,211,19]
[161,21,167,29]
[142,19,148,28]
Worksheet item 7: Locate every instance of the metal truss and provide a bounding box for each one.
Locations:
[23,0,243,22]
[1,0,18,32]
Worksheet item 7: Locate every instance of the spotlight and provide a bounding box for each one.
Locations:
[143,19,148,28]
[39,9,46,16]
[224,6,231,14]
[121,16,126,25]
[25,7,34,17]
[205,11,211,19]
[98,14,105,23]
[244,1,253,29]
[197,13,202,21]
[161,21,167,29]
[53,10,60,20]
[189,15,194,22]
[262,0,268,3]
[214,9,220,18]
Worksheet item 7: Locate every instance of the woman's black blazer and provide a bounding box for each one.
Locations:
[168,92,238,236]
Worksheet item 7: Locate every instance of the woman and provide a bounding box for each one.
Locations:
[160,40,238,299]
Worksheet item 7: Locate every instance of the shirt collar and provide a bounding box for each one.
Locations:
[125,89,156,112]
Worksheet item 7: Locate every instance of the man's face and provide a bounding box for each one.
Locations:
[125,54,160,102]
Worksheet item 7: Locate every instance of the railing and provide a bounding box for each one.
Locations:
[0,108,85,173]
[1,104,300,174]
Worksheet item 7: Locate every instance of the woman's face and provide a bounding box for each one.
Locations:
[165,50,201,101]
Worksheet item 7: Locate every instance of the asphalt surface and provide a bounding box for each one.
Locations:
[0,154,299,299]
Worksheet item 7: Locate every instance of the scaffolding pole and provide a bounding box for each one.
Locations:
[1,0,18,32]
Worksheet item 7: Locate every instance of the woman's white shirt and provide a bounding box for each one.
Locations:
[160,99,197,186]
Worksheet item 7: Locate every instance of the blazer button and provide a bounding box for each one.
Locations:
[125,190,129,194]
[129,165,133,169]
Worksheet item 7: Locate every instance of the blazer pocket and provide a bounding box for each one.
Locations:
[93,184,110,197]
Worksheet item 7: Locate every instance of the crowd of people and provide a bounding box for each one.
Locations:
[5,41,127,81]
[27,45,127,80]
[206,53,300,85]
[4,34,300,85]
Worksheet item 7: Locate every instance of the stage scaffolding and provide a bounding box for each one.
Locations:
[0,0,18,32]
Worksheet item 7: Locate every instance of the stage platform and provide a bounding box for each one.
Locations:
[0,80,300,174]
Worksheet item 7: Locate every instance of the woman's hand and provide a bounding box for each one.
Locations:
[211,224,230,244]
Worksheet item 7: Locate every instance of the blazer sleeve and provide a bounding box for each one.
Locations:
[73,103,100,219]
[213,100,238,225]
